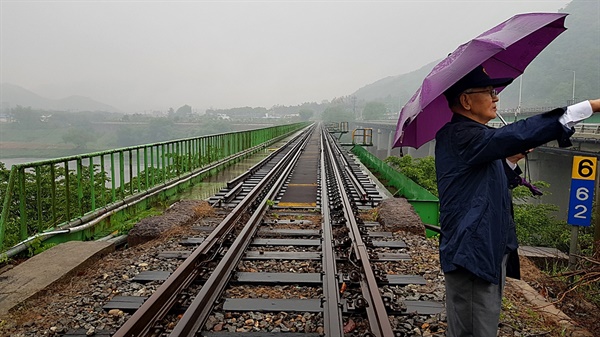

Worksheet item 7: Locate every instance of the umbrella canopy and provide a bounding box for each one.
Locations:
[393,12,568,149]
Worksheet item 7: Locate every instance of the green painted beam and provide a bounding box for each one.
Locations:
[350,145,440,237]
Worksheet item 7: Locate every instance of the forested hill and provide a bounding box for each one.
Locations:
[353,0,599,112]
[0,83,119,113]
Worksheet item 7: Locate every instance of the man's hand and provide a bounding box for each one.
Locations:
[507,150,532,164]
[590,99,600,112]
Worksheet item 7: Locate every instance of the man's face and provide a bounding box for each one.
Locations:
[461,86,499,124]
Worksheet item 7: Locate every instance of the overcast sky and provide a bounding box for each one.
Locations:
[1,0,571,113]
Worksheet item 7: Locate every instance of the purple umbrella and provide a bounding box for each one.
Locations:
[393,12,568,149]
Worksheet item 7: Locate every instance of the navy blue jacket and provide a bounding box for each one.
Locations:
[435,108,573,284]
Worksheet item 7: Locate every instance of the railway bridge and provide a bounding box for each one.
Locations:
[0,121,594,336]
[4,115,600,255]
[0,122,446,336]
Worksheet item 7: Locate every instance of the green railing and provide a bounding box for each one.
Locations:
[0,123,308,251]
[351,146,440,235]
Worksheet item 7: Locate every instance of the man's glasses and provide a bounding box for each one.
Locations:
[463,88,498,98]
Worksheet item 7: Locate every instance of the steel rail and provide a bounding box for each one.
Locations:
[329,134,369,200]
[225,131,295,189]
[169,125,315,337]
[112,126,314,337]
[334,144,369,201]
[214,131,301,206]
[323,129,394,337]
[319,128,345,336]
[344,165,369,200]
[219,181,244,205]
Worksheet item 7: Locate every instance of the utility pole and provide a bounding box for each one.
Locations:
[568,71,576,105]
[515,76,522,122]
[572,71,576,103]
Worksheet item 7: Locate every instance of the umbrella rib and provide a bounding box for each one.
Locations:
[488,55,521,74]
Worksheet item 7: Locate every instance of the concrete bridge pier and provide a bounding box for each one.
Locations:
[403,141,435,158]
[373,128,387,159]
[374,128,406,159]
[363,128,422,160]
[353,121,439,159]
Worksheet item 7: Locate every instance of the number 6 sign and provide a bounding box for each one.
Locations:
[567,156,597,227]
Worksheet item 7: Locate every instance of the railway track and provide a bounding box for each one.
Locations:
[97,123,443,337]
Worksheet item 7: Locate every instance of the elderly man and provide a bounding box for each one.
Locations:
[435,65,600,337]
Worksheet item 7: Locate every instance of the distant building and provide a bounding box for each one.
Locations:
[263,113,280,119]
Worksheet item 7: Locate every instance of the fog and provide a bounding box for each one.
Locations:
[1,0,570,113]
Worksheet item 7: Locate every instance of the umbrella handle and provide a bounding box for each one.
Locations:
[496,111,508,126]
[497,112,531,156]
[498,111,540,194]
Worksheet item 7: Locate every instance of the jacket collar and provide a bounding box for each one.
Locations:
[450,113,492,128]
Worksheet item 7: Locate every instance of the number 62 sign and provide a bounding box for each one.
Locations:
[567,156,597,227]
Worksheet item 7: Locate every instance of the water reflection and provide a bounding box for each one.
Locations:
[178,150,271,201]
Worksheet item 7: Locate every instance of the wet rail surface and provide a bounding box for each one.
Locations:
[94,124,444,337]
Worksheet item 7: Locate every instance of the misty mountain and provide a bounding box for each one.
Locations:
[353,0,599,111]
[352,59,440,109]
[0,83,119,112]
